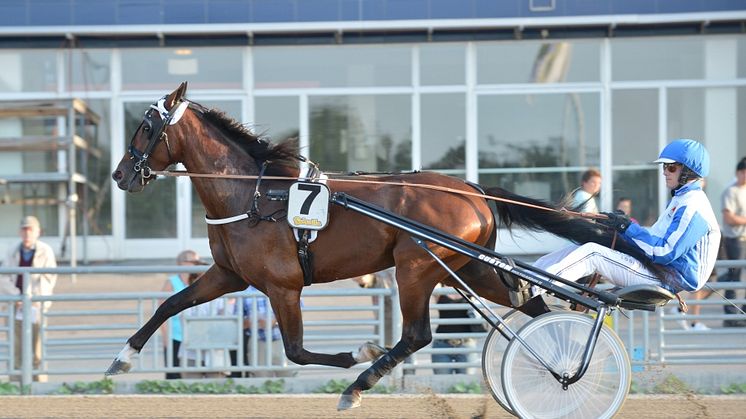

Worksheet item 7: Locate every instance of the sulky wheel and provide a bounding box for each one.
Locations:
[501,311,630,419]
[482,309,532,415]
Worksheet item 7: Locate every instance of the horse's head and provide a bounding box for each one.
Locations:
[112,82,190,192]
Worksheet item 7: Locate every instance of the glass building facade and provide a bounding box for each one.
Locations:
[0,25,744,259]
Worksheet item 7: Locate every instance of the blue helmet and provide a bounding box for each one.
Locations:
[653,139,710,178]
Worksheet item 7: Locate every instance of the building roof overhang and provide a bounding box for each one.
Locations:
[0,11,744,48]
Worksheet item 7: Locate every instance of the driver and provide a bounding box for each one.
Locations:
[516,139,720,303]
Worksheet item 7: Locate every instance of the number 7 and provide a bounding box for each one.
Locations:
[297,183,321,215]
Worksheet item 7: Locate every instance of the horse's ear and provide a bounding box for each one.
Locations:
[165,81,188,110]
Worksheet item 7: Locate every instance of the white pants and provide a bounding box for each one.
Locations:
[533,243,664,294]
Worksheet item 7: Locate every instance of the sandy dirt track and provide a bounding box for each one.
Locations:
[1,394,745,418]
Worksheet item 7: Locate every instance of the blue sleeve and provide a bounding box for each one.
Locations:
[623,206,709,265]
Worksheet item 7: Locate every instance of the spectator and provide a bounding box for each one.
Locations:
[721,157,746,327]
[572,168,602,213]
[242,287,294,377]
[1,216,57,382]
[616,197,638,224]
[159,249,205,379]
[431,289,484,375]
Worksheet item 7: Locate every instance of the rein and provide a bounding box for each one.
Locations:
[151,169,606,221]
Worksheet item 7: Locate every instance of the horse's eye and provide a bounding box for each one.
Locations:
[143,125,150,132]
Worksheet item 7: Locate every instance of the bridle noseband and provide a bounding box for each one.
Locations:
[129,96,189,182]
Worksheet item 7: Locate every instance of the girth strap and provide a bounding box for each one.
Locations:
[298,229,314,286]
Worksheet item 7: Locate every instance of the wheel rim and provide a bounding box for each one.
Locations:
[501,312,630,419]
[482,309,532,415]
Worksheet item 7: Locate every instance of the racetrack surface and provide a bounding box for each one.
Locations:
[1,394,744,418]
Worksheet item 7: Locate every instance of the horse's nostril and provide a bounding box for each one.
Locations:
[112,170,123,181]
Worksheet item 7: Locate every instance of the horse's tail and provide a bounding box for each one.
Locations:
[484,186,670,281]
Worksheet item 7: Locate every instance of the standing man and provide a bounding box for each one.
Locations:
[721,157,746,327]
[431,290,484,375]
[2,216,57,382]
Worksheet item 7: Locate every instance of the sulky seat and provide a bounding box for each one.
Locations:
[610,284,675,312]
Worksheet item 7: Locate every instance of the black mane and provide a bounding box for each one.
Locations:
[191,103,300,176]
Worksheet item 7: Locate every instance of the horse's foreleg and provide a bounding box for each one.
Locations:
[270,287,386,369]
[105,266,245,375]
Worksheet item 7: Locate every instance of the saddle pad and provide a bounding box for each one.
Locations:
[291,167,328,244]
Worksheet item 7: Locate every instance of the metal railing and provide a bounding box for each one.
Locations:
[0,260,744,391]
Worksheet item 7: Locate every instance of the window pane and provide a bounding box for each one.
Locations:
[123,102,176,238]
[613,169,659,226]
[195,99,242,122]
[612,89,658,165]
[737,36,746,78]
[83,99,112,236]
[421,93,465,170]
[477,41,600,84]
[254,97,300,143]
[612,38,704,81]
[478,93,600,169]
[67,50,110,92]
[254,45,411,88]
[668,88,705,141]
[668,86,742,216]
[479,171,584,203]
[121,48,243,90]
[125,177,176,238]
[420,43,465,86]
[740,87,746,159]
[309,95,411,172]
[0,50,57,92]
[192,184,206,238]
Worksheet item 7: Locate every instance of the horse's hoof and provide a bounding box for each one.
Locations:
[337,391,362,411]
[105,359,131,376]
[354,341,387,363]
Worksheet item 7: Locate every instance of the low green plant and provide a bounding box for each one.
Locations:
[313,379,351,394]
[0,382,21,395]
[652,374,690,394]
[53,378,114,395]
[629,380,642,394]
[313,379,395,394]
[721,383,746,394]
[135,378,284,394]
[447,381,482,394]
[258,379,286,394]
[368,383,396,394]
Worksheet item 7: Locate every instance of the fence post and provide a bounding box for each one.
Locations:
[657,308,665,364]
[21,271,32,393]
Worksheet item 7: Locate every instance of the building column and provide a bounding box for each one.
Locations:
[704,38,737,217]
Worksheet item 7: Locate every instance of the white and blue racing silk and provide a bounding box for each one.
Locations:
[622,181,721,292]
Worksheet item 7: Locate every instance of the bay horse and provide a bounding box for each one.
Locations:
[109,82,664,410]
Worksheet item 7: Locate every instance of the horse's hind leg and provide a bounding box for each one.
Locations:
[105,265,246,375]
[338,268,437,410]
[448,258,550,317]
